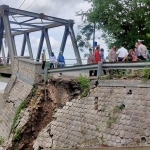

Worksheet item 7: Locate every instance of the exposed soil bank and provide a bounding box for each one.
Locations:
[7,78,80,150]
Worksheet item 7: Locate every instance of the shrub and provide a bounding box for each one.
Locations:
[142,67,150,80]
[113,104,125,112]
[76,74,90,97]
[106,104,125,127]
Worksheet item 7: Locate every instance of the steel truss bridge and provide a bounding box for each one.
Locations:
[0,5,82,66]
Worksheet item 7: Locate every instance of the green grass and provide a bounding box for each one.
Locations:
[0,136,4,145]
[142,67,150,81]
[77,74,90,97]
[0,66,7,68]
[12,128,22,141]
[113,104,125,112]
[45,61,50,68]
[10,101,26,135]
[0,74,3,78]
[95,125,99,131]
[9,86,38,136]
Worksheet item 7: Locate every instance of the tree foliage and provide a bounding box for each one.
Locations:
[78,0,150,49]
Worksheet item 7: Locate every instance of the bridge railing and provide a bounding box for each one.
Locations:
[0,57,88,66]
[40,61,150,82]
[35,58,87,67]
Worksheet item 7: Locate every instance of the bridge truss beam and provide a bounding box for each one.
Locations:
[0,5,82,66]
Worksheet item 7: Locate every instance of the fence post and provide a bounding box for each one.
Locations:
[97,61,102,77]
[44,68,48,83]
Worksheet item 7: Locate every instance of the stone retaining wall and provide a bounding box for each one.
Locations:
[0,57,41,142]
[0,79,32,140]
[33,80,150,149]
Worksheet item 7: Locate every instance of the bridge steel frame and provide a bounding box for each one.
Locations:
[0,5,82,65]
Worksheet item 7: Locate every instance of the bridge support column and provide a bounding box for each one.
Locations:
[36,31,44,61]
[43,29,52,59]
[0,17,4,58]
[2,14,15,64]
[60,26,69,54]
[68,22,82,65]
[1,44,7,66]
[6,52,9,64]
[21,34,26,56]
[25,33,33,59]
[12,36,17,56]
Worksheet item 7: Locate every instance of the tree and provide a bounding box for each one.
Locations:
[78,0,150,49]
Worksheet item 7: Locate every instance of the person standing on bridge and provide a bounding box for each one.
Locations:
[57,51,65,76]
[108,45,116,62]
[108,45,117,75]
[94,46,101,63]
[87,48,94,76]
[137,40,147,61]
[100,48,107,75]
[116,44,128,62]
[94,46,101,76]
[41,49,46,69]
[50,52,56,69]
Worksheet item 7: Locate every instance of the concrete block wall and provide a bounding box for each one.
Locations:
[13,57,42,85]
[33,81,150,149]
[4,75,16,99]
[0,57,41,141]
[0,79,32,140]
[13,56,30,72]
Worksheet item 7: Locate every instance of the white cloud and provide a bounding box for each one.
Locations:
[0,0,108,64]
[49,37,59,48]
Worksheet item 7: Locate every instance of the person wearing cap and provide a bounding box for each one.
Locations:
[41,49,46,69]
[137,40,147,60]
[116,44,128,61]
[57,51,65,76]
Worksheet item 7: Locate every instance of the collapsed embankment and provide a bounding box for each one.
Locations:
[1,76,150,150]
[5,78,80,150]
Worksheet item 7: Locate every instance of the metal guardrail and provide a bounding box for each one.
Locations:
[40,61,150,81]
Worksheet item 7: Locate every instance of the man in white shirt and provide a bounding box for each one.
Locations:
[137,40,147,60]
[116,44,128,61]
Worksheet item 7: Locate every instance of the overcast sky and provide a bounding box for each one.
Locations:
[0,0,108,65]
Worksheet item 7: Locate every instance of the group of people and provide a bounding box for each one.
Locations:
[41,50,65,75]
[87,40,149,76]
[87,46,106,76]
[109,40,149,62]
[41,39,148,77]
